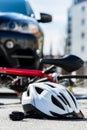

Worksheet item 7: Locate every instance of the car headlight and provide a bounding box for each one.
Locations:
[8,22,39,34]
[28,23,39,33]
[0,21,17,30]
[0,21,40,34]
[8,22,16,29]
[9,22,39,34]
[21,23,39,34]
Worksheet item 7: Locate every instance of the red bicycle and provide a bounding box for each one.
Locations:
[0,54,84,96]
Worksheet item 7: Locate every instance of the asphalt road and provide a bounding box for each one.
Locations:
[0,87,87,130]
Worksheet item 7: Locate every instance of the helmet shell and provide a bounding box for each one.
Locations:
[22,82,84,119]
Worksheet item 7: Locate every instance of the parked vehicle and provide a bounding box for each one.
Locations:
[0,0,52,69]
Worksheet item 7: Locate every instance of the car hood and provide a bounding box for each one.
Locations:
[0,12,39,24]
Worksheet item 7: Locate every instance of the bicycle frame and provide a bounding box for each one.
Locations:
[0,67,54,81]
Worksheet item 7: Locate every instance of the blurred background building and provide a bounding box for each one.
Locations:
[66,0,87,74]
[66,0,87,61]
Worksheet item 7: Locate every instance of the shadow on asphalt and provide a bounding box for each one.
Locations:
[24,117,87,122]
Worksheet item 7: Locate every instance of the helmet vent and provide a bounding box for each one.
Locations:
[51,95,65,110]
[59,92,71,107]
[27,89,30,96]
[57,95,68,105]
[35,87,43,94]
[45,83,55,88]
[66,89,77,108]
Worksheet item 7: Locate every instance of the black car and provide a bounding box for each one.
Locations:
[0,0,52,69]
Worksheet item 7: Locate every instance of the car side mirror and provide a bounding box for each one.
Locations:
[38,13,52,23]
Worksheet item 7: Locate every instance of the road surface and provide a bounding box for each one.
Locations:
[0,86,87,130]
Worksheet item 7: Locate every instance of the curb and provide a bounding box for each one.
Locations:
[0,87,17,98]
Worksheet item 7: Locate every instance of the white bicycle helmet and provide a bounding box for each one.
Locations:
[22,82,84,119]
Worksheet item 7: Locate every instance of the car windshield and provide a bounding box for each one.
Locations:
[0,0,35,17]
